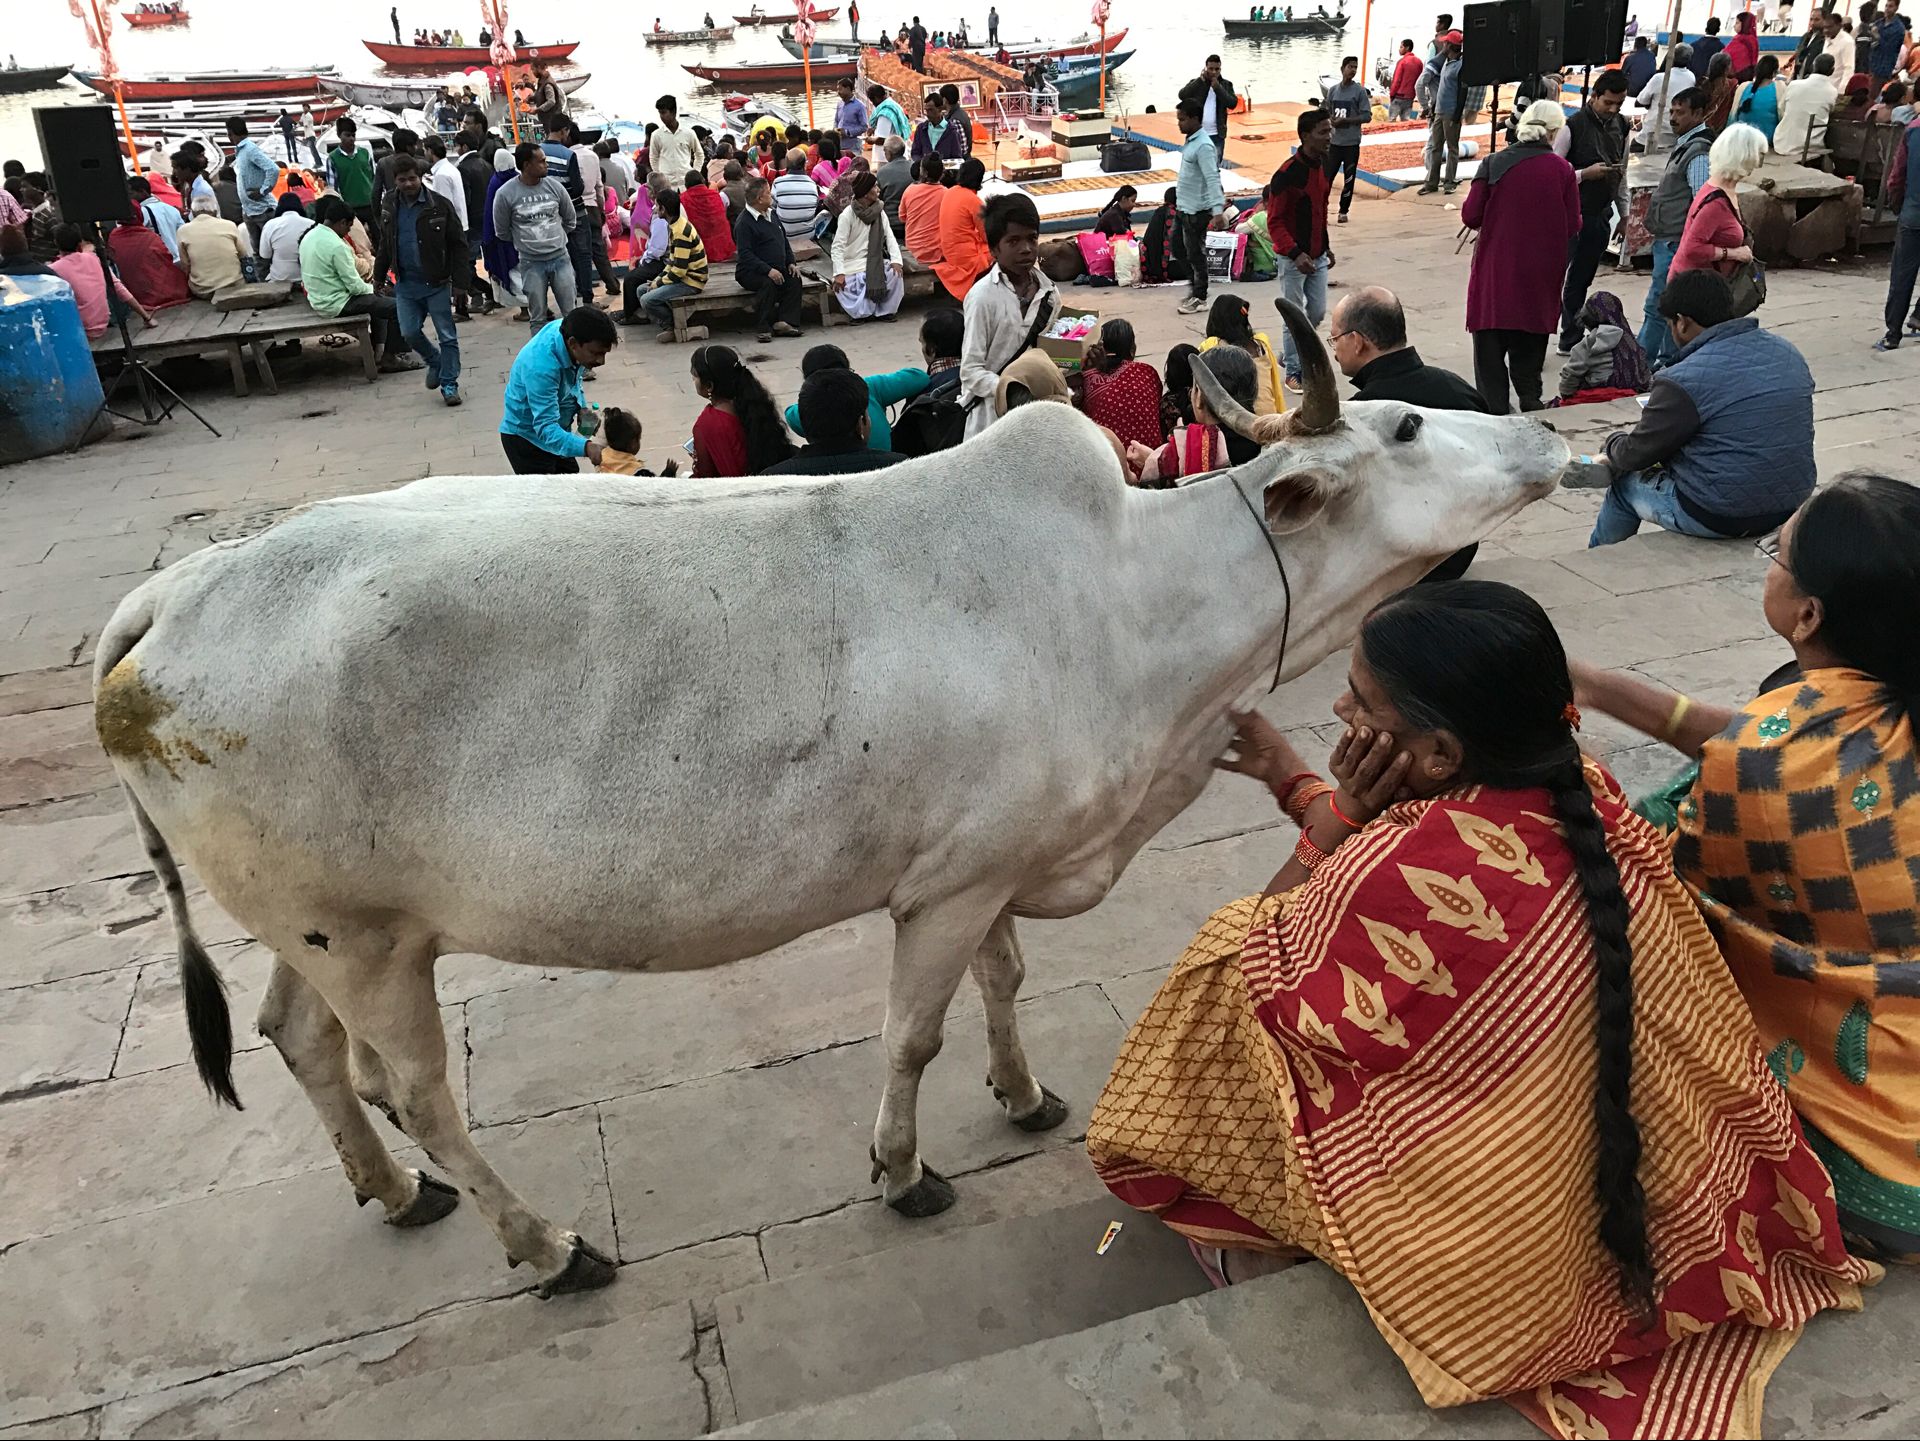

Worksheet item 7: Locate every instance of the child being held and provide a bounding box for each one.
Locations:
[597,407,679,477]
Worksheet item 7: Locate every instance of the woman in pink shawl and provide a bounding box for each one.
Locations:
[1726,11,1761,79]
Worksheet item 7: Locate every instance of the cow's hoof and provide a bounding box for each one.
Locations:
[535,1234,619,1298]
[387,1171,461,1228]
[886,1165,957,1219]
[1010,1086,1071,1134]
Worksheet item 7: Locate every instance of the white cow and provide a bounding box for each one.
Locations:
[93,304,1566,1296]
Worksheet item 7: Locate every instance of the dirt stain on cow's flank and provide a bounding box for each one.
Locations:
[95,657,246,778]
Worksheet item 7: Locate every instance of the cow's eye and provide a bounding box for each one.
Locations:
[1395,413,1424,443]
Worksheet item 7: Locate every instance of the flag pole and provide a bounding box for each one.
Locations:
[85,0,140,170]
[1098,15,1108,110]
[1361,0,1374,87]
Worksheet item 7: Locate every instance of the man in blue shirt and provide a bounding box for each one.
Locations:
[1175,98,1225,314]
[1875,111,1920,348]
[227,118,280,269]
[1872,0,1910,86]
[499,305,619,473]
[1635,88,1714,366]
[374,155,471,406]
[1417,30,1466,193]
[833,77,870,149]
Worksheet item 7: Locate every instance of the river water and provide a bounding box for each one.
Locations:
[3,0,1728,170]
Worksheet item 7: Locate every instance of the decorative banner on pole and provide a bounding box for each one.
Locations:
[1091,0,1111,111]
[480,0,520,141]
[795,0,816,129]
[71,0,141,172]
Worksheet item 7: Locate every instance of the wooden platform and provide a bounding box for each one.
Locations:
[90,296,375,396]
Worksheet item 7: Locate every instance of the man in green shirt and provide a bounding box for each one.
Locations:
[325,117,379,241]
[300,195,417,372]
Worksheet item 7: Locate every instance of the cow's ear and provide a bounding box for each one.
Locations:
[1261,466,1340,534]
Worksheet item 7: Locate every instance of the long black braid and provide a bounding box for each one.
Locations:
[1361,580,1656,1322]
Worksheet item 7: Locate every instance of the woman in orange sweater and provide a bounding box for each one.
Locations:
[934,157,991,301]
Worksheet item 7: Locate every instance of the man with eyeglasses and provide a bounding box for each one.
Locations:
[1563,268,1815,548]
[1327,284,1485,581]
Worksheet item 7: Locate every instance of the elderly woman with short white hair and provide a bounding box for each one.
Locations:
[1671,123,1762,282]
[1460,97,1582,414]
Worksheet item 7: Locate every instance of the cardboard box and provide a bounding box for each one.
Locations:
[1037,304,1100,372]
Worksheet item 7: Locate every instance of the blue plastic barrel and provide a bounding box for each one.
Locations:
[0,272,108,466]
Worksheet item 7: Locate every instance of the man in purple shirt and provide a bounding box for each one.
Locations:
[833,77,871,149]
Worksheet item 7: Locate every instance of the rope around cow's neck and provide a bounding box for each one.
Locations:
[1190,466,1291,694]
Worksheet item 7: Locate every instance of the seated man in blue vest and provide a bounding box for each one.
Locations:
[1565,269,1815,548]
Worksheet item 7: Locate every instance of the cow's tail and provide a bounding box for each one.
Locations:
[96,589,242,1112]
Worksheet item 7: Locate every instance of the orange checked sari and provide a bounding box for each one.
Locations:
[1088,760,1878,1440]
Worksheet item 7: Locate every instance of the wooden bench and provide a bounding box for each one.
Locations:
[661,269,844,343]
[90,296,376,397]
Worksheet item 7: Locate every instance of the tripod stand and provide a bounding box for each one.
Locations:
[80,218,220,440]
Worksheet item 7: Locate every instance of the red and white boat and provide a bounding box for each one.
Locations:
[733,6,837,21]
[360,39,579,68]
[991,29,1130,61]
[76,67,335,101]
[122,7,190,26]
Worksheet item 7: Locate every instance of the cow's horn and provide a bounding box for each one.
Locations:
[1188,353,1265,444]
[1273,296,1340,435]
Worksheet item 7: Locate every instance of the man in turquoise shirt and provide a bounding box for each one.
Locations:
[781,342,928,451]
[499,307,620,473]
[1175,98,1225,315]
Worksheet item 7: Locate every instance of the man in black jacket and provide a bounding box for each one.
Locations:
[374,155,471,406]
[1180,56,1239,162]
[1556,68,1630,354]
[765,369,908,475]
[733,175,805,343]
[1329,285,1486,580]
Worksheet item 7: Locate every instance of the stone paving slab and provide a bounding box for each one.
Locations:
[718,1194,1210,1424]
[0,871,249,987]
[0,790,135,904]
[1,1005,466,1247]
[0,1106,611,1427]
[112,941,272,1079]
[100,1296,707,1440]
[0,965,137,1099]
[597,984,1125,1263]
[720,1261,1536,1440]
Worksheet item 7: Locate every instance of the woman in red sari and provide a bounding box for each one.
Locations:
[1077,319,1164,452]
[1088,581,1877,1440]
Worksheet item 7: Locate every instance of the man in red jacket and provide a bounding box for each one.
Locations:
[1265,108,1334,392]
[1390,39,1424,120]
[680,170,737,264]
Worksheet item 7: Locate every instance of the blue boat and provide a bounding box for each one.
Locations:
[1049,48,1135,98]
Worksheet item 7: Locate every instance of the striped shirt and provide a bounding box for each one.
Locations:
[660,215,709,290]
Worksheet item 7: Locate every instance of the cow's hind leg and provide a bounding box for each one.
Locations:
[972,913,1069,1133]
[871,891,1003,1218]
[256,954,458,1227]
[315,936,616,1297]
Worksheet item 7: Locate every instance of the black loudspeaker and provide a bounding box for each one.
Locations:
[1461,0,1568,85]
[1563,0,1627,65]
[33,105,132,224]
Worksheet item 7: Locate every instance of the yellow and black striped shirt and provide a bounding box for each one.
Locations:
[662,216,709,292]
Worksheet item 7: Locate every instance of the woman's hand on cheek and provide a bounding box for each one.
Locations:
[1329,726,1415,825]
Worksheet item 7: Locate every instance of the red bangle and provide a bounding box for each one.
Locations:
[1327,794,1364,830]
[1272,770,1316,807]
[1281,779,1333,827]
[1293,829,1332,874]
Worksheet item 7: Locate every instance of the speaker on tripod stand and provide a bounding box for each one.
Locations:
[32,105,219,438]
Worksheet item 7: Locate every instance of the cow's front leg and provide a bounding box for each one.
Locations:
[972,913,1069,1132]
[871,891,1002,1218]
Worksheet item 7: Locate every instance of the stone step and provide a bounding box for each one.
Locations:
[721,1258,1920,1440]
[719,1261,1533,1439]
[714,1192,1214,1426]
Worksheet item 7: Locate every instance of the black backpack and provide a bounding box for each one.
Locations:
[891,385,967,457]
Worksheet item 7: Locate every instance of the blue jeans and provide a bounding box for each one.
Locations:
[1638,238,1679,366]
[1588,469,1727,547]
[639,281,701,328]
[395,280,459,388]
[519,253,577,332]
[1280,255,1331,379]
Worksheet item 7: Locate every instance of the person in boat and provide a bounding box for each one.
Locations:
[653,17,664,31]
[450,28,464,44]
[703,12,715,26]
[514,27,528,45]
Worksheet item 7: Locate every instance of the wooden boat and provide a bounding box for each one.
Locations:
[122,96,350,127]
[331,69,589,108]
[123,7,190,26]
[777,25,865,58]
[360,39,579,67]
[76,67,335,100]
[0,64,71,94]
[683,56,858,84]
[1221,11,1349,35]
[972,30,1130,61]
[644,24,737,45]
[1050,49,1135,97]
[733,6,837,22]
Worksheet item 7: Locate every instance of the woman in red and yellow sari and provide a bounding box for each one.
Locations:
[1576,474,1920,1263]
[1087,581,1877,1441]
